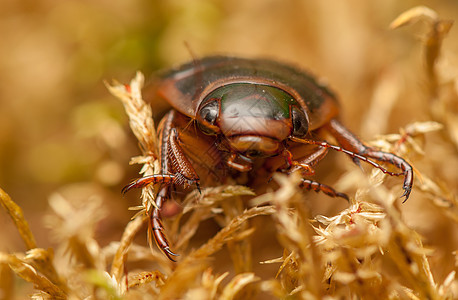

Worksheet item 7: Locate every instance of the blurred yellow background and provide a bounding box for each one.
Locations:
[1,0,457,297]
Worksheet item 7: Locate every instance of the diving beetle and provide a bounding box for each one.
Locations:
[123,56,413,261]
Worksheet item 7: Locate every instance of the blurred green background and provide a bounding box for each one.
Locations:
[1,0,457,294]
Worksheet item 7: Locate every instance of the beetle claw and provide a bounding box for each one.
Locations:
[163,247,179,262]
[401,186,411,203]
[121,181,137,195]
[337,192,350,202]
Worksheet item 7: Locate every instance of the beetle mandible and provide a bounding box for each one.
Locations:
[123,56,413,261]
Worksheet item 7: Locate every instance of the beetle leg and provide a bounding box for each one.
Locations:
[300,179,349,201]
[149,186,179,261]
[122,176,180,260]
[325,119,413,201]
[290,122,414,201]
[281,147,329,175]
[152,113,201,260]
[149,113,200,260]
[282,147,349,200]
[122,174,175,195]
[123,111,201,261]
[168,127,200,188]
[291,138,399,174]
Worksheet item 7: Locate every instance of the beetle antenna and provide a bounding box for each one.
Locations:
[184,41,198,62]
[183,118,195,133]
[183,41,205,100]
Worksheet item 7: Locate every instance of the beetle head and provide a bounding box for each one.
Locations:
[197,83,309,158]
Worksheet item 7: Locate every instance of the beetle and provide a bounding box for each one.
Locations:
[123,56,413,261]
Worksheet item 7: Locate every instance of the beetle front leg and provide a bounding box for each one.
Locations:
[122,176,180,260]
[123,111,201,262]
[149,186,179,261]
[122,174,175,194]
[326,119,414,201]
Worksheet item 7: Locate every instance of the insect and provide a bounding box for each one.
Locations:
[123,56,413,261]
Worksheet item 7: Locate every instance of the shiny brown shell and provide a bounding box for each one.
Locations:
[155,56,340,131]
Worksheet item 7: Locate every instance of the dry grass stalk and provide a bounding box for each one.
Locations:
[390,7,458,230]
[391,6,458,150]
[110,213,148,283]
[172,185,255,251]
[106,73,160,212]
[45,191,107,272]
[0,187,36,250]
[184,205,276,262]
[268,173,325,299]
[0,253,66,299]
[0,188,68,299]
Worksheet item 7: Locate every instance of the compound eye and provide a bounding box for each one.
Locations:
[291,106,309,138]
[199,99,219,125]
[198,99,220,135]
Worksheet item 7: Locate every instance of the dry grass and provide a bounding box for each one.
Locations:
[1,3,458,300]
